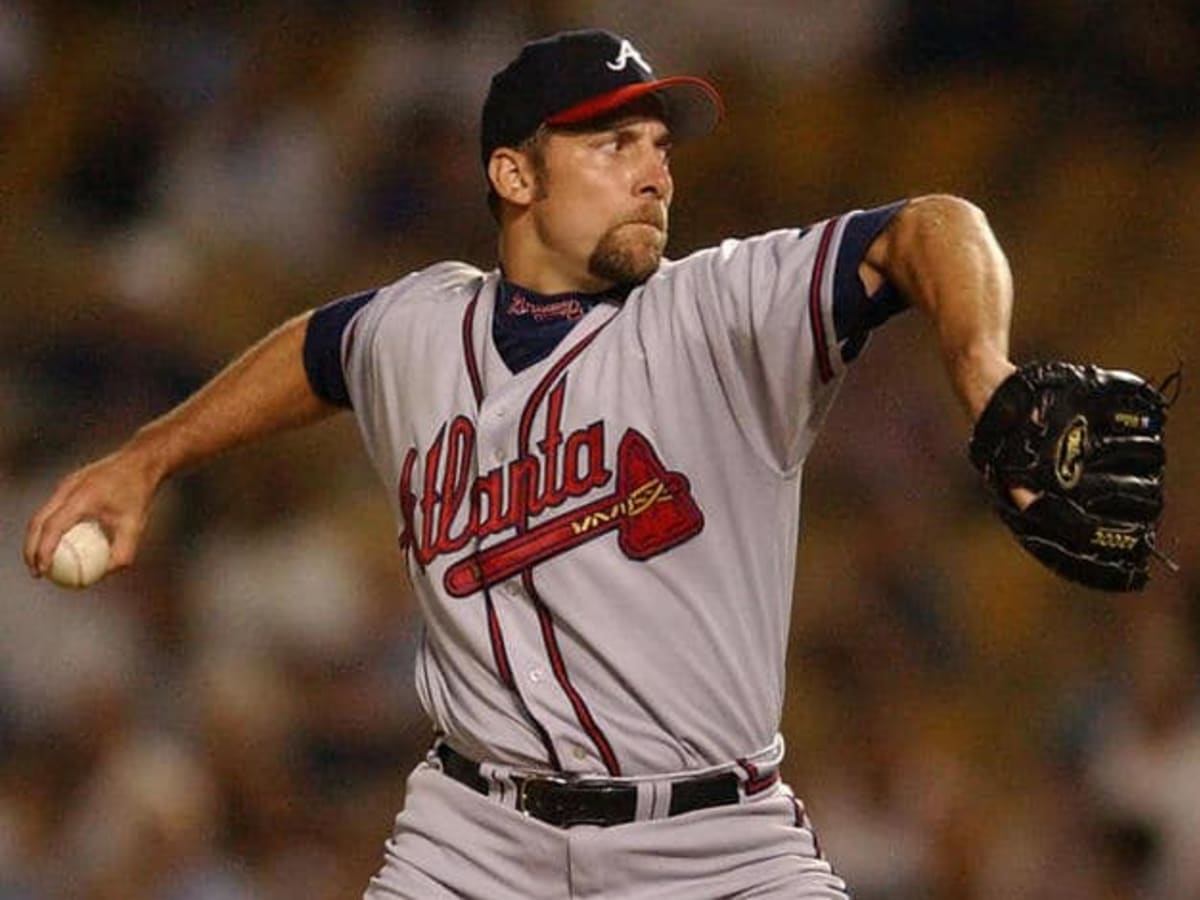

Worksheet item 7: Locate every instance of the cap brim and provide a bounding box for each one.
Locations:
[546,76,724,140]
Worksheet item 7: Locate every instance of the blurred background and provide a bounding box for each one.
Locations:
[1,1,1198,898]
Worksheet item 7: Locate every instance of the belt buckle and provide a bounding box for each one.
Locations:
[516,773,570,817]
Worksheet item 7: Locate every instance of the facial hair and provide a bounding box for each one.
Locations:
[587,212,668,286]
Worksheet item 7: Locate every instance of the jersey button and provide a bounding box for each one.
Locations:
[528,667,545,684]
[571,745,589,761]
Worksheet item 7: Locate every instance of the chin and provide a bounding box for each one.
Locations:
[588,229,666,286]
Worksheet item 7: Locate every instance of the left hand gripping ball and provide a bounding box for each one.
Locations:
[49,521,111,589]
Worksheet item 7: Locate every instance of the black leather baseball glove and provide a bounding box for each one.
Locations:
[969,361,1175,592]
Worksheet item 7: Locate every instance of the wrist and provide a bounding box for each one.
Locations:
[124,423,178,487]
[950,348,1015,422]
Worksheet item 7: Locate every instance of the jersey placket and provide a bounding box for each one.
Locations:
[466,286,622,774]
[459,284,563,769]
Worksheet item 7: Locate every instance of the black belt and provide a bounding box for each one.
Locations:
[436,743,741,828]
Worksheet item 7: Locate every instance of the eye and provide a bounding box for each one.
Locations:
[583,135,613,156]
[616,127,653,152]
[596,130,634,154]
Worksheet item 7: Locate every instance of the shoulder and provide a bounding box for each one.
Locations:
[630,228,823,301]
[651,205,912,287]
[377,260,491,309]
[345,261,492,356]
[663,226,834,273]
[359,261,492,336]
[672,228,814,266]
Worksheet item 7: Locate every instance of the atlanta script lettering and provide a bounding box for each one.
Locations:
[398,380,611,567]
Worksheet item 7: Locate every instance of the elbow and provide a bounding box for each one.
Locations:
[891,194,1005,270]
[904,193,991,233]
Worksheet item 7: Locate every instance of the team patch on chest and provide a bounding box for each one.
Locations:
[506,291,586,321]
[397,378,705,596]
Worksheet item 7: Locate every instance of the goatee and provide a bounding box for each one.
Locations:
[587,223,667,286]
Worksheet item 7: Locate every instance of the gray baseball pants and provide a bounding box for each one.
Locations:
[364,761,849,899]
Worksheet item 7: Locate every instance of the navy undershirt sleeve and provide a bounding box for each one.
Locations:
[302,289,378,408]
[832,200,910,363]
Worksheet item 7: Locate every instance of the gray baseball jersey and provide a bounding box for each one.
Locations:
[305,201,905,897]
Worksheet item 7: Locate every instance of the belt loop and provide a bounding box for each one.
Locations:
[647,779,672,820]
[734,757,781,797]
[734,734,785,798]
[479,760,523,810]
[514,777,529,816]
[633,780,664,821]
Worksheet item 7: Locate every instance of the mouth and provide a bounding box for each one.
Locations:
[623,215,667,234]
[626,221,664,235]
[624,205,667,233]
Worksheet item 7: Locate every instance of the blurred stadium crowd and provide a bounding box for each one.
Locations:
[1,1,1198,898]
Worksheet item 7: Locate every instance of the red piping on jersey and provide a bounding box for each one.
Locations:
[483,588,564,771]
[461,283,560,770]
[808,218,840,384]
[516,316,623,776]
[462,283,485,404]
[523,570,622,775]
[483,592,514,687]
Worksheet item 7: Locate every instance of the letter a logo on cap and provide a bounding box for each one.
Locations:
[606,39,651,73]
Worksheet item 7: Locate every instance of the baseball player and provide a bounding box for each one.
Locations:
[23,29,1169,899]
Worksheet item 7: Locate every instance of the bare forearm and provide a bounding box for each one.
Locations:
[129,311,337,481]
[25,311,338,575]
[869,195,1015,419]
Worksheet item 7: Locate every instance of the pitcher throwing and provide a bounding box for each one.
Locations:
[24,29,1169,898]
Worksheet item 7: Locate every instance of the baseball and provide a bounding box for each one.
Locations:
[49,520,112,589]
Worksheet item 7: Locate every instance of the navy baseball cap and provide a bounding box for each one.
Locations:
[480,29,723,167]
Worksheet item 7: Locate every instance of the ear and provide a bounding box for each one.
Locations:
[488,147,538,208]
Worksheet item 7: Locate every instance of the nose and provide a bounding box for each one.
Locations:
[636,148,672,203]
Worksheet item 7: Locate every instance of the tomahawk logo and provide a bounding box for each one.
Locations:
[396,379,704,596]
[606,39,651,73]
[444,429,704,596]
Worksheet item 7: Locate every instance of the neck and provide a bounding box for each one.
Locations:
[498,224,614,295]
